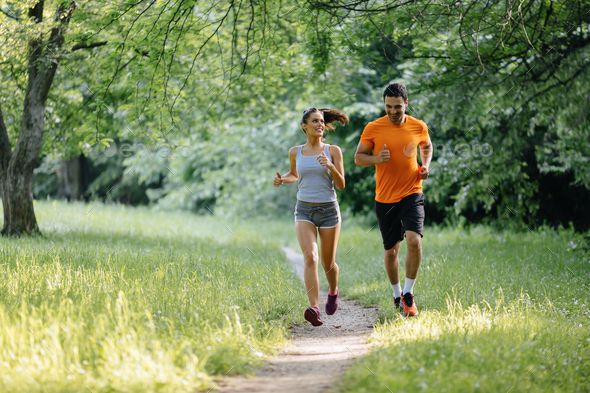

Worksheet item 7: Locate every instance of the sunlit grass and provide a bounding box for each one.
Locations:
[336,225,590,392]
[2,201,588,392]
[34,200,296,245]
[342,301,588,392]
[0,200,304,393]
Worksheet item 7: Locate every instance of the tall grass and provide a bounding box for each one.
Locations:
[2,201,587,392]
[0,201,304,393]
[336,226,589,392]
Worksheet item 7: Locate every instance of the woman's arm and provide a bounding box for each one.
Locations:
[322,145,345,190]
[274,146,299,186]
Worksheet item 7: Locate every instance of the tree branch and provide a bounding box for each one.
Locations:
[308,0,415,14]
[38,1,77,102]
[171,3,235,110]
[89,0,147,37]
[98,0,158,138]
[10,1,76,174]
[0,6,20,21]
[523,60,590,107]
[71,41,108,51]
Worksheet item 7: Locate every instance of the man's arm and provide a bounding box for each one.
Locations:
[418,137,433,179]
[355,142,389,167]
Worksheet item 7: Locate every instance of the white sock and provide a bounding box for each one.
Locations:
[403,278,415,294]
[392,283,402,298]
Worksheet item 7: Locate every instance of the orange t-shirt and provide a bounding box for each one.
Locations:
[360,115,429,203]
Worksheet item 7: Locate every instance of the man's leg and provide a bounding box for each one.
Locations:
[384,242,402,287]
[401,230,421,316]
[399,193,425,316]
[404,230,422,280]
[375,200,404,308]
[400,193,425,293]
[385,242,403,309]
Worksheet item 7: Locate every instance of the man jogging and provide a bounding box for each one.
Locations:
[354,83,433,317]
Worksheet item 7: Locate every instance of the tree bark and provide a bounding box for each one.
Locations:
[2,163,39,236]
[1,1,76,236]
[0,108,13,233]
[57,154,89,201]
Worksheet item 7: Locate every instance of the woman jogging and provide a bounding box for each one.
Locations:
[274,107,348,326]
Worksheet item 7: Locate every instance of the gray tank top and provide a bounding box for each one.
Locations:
[296,144,337,203]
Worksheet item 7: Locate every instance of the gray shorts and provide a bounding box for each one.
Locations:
[294,200,341,228]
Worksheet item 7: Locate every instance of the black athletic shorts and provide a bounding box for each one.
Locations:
[375,193,425,250]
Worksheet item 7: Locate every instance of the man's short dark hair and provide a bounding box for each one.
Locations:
[383,83,408,101]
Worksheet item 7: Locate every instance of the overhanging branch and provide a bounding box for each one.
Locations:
[523,60,590,107]
[0,6,20,21]
[71,41,108,51]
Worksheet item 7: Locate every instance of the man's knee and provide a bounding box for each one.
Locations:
[405,232,422,250]
[384,244,400,258]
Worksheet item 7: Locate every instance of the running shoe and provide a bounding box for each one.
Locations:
[401,292,418,317]
[325,292,339,315]
[394,296,402,312]
[304,306,323,326]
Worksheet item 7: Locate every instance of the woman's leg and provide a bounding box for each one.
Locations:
[318,223,341,294]
[296,221,320,306]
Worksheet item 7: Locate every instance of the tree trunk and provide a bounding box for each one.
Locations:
[1,166,39,236]
[57,154,90,201]
[0,109,11,233]
[0,1,76,236]
[1,93,47,236]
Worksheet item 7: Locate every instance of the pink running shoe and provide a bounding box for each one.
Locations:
[325,292,339,315]
[304,306,323,326]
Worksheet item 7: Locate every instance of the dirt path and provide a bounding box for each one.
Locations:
[215,247,379,393]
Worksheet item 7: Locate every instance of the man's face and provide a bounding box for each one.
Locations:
[384,96,408,125]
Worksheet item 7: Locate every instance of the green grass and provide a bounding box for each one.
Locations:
[336,226,590,392]
[2,201,588,392]
[0,201,304,393]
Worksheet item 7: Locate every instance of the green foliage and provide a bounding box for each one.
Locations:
[327,0,590,229]
[304,6,334,75]
[4,0,590,230]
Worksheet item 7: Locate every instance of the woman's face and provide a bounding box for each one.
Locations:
[302,111,325,137]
